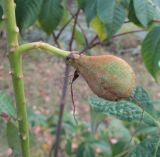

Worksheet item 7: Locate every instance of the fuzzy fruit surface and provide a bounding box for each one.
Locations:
[68,54,136,100]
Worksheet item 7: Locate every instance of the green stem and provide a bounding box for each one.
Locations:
[4,0,30,157]
[17,42,71,57]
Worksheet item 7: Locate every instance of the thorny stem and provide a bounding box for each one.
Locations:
[4,0,30,157]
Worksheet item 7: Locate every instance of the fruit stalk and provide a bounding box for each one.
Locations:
[17,42,70,57]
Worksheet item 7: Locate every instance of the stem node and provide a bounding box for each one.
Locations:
[17,75,23,79]
[14,26,19,33]
[9,71,14,75]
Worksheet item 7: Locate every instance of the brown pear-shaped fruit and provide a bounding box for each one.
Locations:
[67,53,136,101]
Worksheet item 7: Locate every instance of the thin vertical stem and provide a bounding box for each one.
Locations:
[53,65,70,157]
[53,8,80,157]
[4,0,30,157]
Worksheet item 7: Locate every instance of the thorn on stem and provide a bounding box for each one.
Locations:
[14,26,19,33]
[17,75,23,79]
[9,47,16,53]
[17,117,21,122]
[22,135,27,140]
[9,71,14,75]
[2,15,7,20]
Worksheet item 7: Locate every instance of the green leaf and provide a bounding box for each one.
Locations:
[88,96,160,126]
[90,107,105,133]
[120,0,131,8]
[141,26,160,81]
[97,0,116,24]
[127,135,160,157]
[84,144,95,157]
[76,143,95,157]
[27,107,47,126]
[91,16,107,41]
[130,0,160,27]
[128,0,142,27]
[15,0,43,31]
[91,3,125,40]
[109,119,132,156]
[84,0,97,23]
[133,0,153,27]
[77,0,86,10]
[135,124,158,136]
[76,143,85,157]
[105,4,125,38]
[0,91,16,118]
[65,139,72,156]
[74,27,85,47]
[0,5,3,21]
[93,140,112,157]
[39,0,64,34]
[7,122,21,156]
[128,86,156,117]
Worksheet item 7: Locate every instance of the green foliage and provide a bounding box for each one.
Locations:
[83,0,97,24]
[90,16,107,41]
[105,4,125,38]
[15,0,64,33]
[128,87,156,116]
[128,0,160,28]
[87,87,160,156]
[88,97,154,126]
[65,139,72,156]
[39,0,64,34]
[76,143,95,157]
[133,0,157,27]
[127,135,160,157]
[93,140,112,157]
[97,0,115,24]
[82,0,125,40]
[108,119,132,156]
[77,0,86,10]
[7,122,21,156]
[120,0,131,8]
[128,0,142,27]
[27,107,47,127]
[0,91,16,118]
[74,27,85,47]
[88,87,159,126]
[142,26,160,81]
[15,0,43,31]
